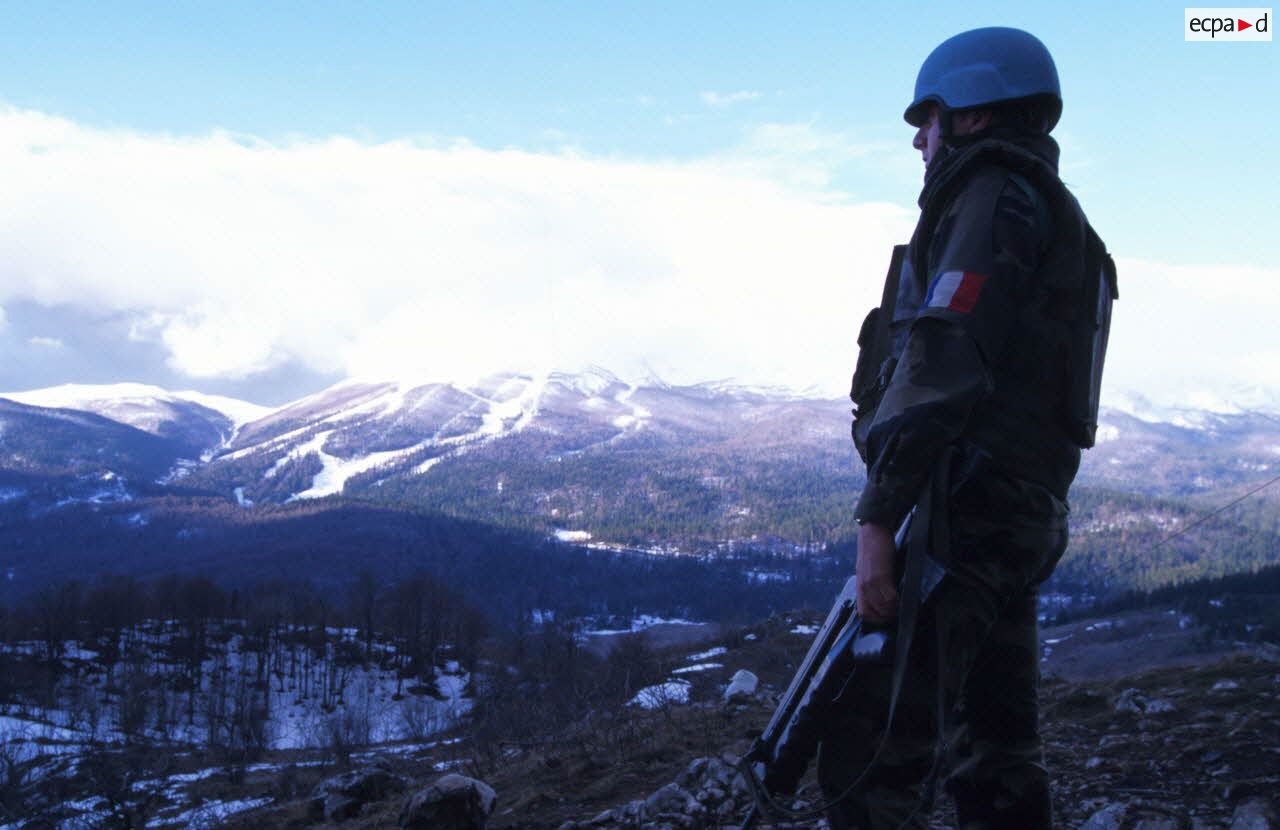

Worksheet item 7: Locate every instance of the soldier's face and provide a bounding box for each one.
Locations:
[912,106,992,174]
[913,106,943,171]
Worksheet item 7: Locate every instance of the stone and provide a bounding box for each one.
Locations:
[1231,798,1278,830]
[1116,688,1175,715]
[723,669,759,705]
[1081,802,1128,830]
[702,785,726,804]
[644,782,699,817]
[675,757,707,789]
[1132,818,1183,830]
[399,773,497,830]
[1212,680,1241,692]
[308,762,405,821]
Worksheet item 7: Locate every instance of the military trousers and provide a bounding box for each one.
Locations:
[818,472,1069,830]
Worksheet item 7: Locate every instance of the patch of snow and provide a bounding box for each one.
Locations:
[672,663,723,675]
[582,615,704,637]
[479,374,544,436]
[233,487,253,507]
[132,766,225,793]
[290,436,433,500]
[2,382,173,410]
[147,796,273,829]
[1,382,273,429]
[612,384,653,430]
[264,430,330,479]
[0,487,25,503]
[554,529,593,543]
[174,391,275,427]
[688,646,727,661]
[791,624,819,636]
[628,680,691,709]
[158,458,200,484]
[0,714,85,743]
[413,455,446,475]
[433,758,468,771]
[0,715,87,764]
[220,420,318,462]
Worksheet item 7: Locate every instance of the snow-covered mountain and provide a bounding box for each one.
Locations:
[188,368,849,521]
[2,371,1278,551]
[0,382,274,459]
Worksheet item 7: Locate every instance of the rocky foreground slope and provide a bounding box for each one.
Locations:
[212,612,1280,830]
[8,609,1277,830]
[493,656,1280,830]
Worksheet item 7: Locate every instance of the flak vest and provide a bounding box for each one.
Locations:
[862,138,1117,502]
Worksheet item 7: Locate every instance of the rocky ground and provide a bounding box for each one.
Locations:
[522,651,1280,830]
[257,610,1280,829]
[7,608,1278,829]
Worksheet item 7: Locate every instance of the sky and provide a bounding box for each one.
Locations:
[0,1,1276,406]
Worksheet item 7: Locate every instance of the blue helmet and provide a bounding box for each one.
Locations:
[905,27,1062,131]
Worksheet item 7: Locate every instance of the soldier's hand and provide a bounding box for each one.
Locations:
[856,522,899,624]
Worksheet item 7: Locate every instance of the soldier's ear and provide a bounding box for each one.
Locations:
[955,109,993,135]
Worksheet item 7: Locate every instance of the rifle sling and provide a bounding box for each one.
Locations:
[885,445,952,747]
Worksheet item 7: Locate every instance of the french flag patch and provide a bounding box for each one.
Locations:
[925,270,988,313]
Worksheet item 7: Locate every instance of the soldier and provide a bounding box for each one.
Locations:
[828,28,1114,829]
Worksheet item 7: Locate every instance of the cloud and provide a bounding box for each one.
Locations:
[0,106,913,394]
[717,122,906,191]
[27,336,65,349]
[1,105,1272,407]
[701,90,761,108]
[1101,257,1280,406]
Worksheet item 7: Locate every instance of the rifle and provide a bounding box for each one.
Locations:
[736,451,953,829]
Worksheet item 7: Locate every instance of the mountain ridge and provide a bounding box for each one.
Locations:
[2,369,1277,601]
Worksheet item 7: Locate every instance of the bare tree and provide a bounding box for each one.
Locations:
[350,569,381,667]
[0,723,30,824]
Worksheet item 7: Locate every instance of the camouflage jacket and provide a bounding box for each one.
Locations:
[853,130,1090,530]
